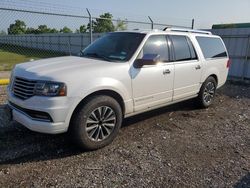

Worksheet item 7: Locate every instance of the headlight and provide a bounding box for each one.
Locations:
[34,81,67,97]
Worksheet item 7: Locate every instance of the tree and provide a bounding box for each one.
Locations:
[26,26,58,34]
[26,27,39,34]
[115,19,127,31]
[89,13,115,33]
[37,25,58,34]
[79,25,87,33]
[37,25,50,33]
[60,26,72,33]
[8,20,26,34]
[49,28,59,33]
[7,20,61,34]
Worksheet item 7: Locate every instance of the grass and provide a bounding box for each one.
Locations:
[0,44,67,71]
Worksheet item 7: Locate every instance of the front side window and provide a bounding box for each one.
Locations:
[139,35,169,62]
[82,32,146,62]
[170,35,197,62]
[196,36,228,59]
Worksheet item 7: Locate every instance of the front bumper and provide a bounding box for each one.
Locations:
[7,88,80,134]
[10,107,68,134]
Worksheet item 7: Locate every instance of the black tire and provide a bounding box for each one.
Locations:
[197,77,217,108]
[70,95,123,150]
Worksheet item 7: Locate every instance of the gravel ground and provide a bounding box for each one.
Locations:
[0,83,249,187]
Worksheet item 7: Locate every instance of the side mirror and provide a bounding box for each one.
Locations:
[134,54,160,68]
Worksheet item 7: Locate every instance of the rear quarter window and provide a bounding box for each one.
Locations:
[196,36,228,59]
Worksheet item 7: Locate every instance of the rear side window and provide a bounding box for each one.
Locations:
[141,35,169,62]
[170,35,197,61]
[196,37,227,59]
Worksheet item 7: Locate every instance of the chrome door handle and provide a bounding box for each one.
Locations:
[163,69,171,75]
[195,65,201,70]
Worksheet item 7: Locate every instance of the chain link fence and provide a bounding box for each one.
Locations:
[0,7,193,71]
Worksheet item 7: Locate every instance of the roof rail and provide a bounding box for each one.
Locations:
[163,27,212,35]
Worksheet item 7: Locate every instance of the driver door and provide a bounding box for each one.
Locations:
[130,35,174,112]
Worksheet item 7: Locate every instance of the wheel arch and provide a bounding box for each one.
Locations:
[209,74,218,86]
[201,66,220,86]
[69,89,125,128]
[198,73,218,94]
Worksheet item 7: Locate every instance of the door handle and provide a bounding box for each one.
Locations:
[163,69,171,75]
[195,65,201,70]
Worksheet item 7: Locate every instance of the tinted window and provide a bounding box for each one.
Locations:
[170,35,196,61]
[82,32,145,62]
[141,35,169,62]
[196,37,227,59]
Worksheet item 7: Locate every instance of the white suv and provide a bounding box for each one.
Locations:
[7,28,230,150]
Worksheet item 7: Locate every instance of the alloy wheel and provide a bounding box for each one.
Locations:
[86,106,116,141]
[203,82,216,104]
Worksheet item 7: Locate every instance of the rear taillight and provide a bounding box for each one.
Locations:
[227,59,231,68]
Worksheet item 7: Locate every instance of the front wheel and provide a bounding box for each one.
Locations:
[197,77,217,108]
[70,95,123,150]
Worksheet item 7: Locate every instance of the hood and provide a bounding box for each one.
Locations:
[13,56,122,81]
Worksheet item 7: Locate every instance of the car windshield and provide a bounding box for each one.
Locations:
[81,32,146,62]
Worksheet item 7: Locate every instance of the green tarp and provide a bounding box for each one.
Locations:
[212,23,250,29]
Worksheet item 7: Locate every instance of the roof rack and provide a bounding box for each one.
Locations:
[163,27,212,35]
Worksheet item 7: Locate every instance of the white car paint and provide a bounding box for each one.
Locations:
[7,29,229,134]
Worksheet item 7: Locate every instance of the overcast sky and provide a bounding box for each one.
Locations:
[1,0,250,30]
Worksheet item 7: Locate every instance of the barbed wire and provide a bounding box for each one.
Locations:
[1,0,84,15]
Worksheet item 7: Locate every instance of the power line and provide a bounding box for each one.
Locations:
[1,0,193,22]
[0,7,89,19]
[1,0,85,15]
[18,0,84,14]
[0,7,191,29]
[0,0,193,28]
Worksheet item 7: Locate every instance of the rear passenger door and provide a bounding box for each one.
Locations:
[169,35,202,100]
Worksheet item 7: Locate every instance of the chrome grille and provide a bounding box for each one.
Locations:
[12,77,36,100]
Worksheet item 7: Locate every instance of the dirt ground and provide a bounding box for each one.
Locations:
[0,83,249,187]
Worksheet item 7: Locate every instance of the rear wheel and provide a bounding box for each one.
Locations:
[70,95,122,150]
[197,77,217,108]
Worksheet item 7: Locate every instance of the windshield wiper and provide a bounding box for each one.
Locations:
[82,53,112,62]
